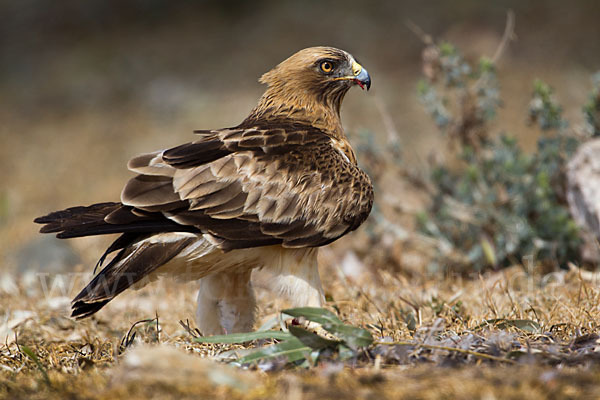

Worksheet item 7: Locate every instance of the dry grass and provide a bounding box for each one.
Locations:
[2,251,600,399]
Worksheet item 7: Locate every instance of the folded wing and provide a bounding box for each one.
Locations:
[122,119,373,250]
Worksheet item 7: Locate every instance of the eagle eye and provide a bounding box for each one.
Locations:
[319,61,334,73]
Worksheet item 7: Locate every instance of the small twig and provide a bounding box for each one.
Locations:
[119,317,158,353]
[14,332,20,361]
[405,19,434,45]
[396,294,420,315]
[385,273,421,315]
[179,319,202,338]
[335,264,382,318]
[479,274,499,318]
[155,311,160,343]
[501,279,520,318]
[443,303,465,325]
[374,340,517,364]
[5,335,12,356]
[490,10,516,64]
[472,10,516,91]
[359,290,384,315]
[374,96,402,149]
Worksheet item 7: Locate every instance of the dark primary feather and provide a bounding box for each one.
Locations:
[94,232,140,273]
[34,202,122,234]
[163,137,232,168]
[35,203,200,239]
[35,204,201,317]
[71,235,195,318]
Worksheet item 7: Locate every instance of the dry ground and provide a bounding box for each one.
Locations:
[2,252,600,399]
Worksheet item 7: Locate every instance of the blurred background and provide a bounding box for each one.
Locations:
[1,0,599,276]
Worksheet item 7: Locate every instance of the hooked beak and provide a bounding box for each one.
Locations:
[352,61,371,91]
[334,60,371,91]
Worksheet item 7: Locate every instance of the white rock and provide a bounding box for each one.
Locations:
[567,138,600,261]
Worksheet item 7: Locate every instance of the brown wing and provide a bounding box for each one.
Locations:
[122,119,373,250]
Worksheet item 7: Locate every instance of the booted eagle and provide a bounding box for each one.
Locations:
[35,47,373,335]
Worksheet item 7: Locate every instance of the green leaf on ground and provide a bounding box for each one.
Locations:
[238,337,311,365]
[20,345,50,386]
[288,325,340,350]
[284,307,374,348]
[283,307,342,325]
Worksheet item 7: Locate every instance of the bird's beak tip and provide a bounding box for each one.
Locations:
[351,61,371,91]
[355,68,371,91]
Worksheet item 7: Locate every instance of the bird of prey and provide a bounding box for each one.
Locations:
[35,46,373,335]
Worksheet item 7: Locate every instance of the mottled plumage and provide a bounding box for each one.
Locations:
[35,46,373,334]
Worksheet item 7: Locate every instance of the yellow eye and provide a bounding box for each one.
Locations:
[320,61,333,73]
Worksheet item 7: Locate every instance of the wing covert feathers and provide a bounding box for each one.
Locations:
[119,119,373,249]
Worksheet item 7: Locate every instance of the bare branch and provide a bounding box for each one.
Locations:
[374,96,402,147]
[405,19,434,45]
[491,10,516,64]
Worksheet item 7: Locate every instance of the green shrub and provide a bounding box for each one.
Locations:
[416,41,590,272]
[583,72,600,137]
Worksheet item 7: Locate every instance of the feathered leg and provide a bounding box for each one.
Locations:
[263,247,325,308]
[196,269,256,335]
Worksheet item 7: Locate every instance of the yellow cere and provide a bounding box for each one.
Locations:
[352,61,362,76]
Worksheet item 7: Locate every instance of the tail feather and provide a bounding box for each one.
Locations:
[70,300,110,319]
[34,202,122,235]
[71,234,196,318]
[34,202,201,319]
[94,232,140,273]
[34,202,199,239]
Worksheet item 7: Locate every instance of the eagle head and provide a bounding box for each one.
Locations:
[252,47,371,132]
[260,46,371,92]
